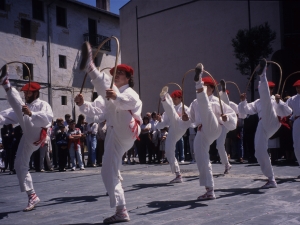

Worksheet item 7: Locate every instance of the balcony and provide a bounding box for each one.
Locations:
[83,33,111,52]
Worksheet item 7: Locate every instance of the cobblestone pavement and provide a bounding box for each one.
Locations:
[1,160,300,225]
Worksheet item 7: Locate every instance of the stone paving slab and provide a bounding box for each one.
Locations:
[0,161,300,225]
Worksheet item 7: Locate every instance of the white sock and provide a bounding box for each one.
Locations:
[268,176,275,182]
[26,189,35,196]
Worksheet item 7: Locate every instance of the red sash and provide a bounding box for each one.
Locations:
[33,128,48,147]
[128,110,141,140]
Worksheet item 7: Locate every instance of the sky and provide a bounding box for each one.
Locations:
[78,0,130,15]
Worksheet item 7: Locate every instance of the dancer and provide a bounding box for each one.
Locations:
[74,42,142,224]
[218,81,247,173]
[286,80,300,178]
[156,89,190,183]
[238,59,292,188]
[0,65,53,211]
[190,63,237,200]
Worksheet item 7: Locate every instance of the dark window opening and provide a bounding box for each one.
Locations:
[0,0,5,11]
[23,63,33,80]
[88,18,97,46]
[21,19,31,39]
[59,55,67,68]
[56,6,67,27]
[32,0,44,21]
[61,96,67,105]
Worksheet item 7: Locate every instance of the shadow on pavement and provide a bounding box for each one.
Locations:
[253,177,300,184]
[125,182,175,193]
[138,200,208,215]
[62,223,104,225]
[0,210,22,220]
[215,187,264,199]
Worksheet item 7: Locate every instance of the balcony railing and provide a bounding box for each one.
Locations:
[83,33,111,52]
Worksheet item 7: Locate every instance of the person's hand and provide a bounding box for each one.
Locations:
[221,114,228,122]
[22,105,32,116]
[275,94,281,103]
[157,114,162,122]
[75,94,84,106]
[240,93,246,101]
[106,89,117,100]
[182,113,189,121]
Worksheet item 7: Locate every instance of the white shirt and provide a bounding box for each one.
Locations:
[238,95,292,118]
[88,123,98,135]
[0,98,53,128]
[79,84,143,127]
[140,123,151,134]
[189,95,237,131]
[229,101,247,119]
[287,94,300,117]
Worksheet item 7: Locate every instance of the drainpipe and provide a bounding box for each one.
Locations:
[47,1,56,107]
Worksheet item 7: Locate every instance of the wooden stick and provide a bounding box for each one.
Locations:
[280,71,300,97]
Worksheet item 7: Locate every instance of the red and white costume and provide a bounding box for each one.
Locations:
[189,77,237,188]
[78,64,142,208]
[0,82,53,192]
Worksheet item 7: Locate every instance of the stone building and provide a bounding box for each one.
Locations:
[120,0,300,114]
[0,0,119,121]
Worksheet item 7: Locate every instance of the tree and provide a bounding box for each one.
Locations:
[232,22,276,101]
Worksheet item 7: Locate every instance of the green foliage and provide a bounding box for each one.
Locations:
[232,22,276,77]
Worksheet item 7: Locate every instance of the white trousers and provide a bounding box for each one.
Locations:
[88,69,139,208]
[216,126,229,165]
[194,91,222,188]
[6,88,41,192]
[161,94,190,173]
[255,75,280,178]
[293,118,300,166]
[189,134,196,161]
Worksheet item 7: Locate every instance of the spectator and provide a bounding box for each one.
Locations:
[39,128,53,172]
[96,121,106,166]
[159,127,168,163]
[64,114,72,128]
[139,116,152,164]
[76,114,87,167]
[68,120,84,171]
[56,124,68,172]
[9,125,23,174]
[0,138,5,172]
[87,122,98,167]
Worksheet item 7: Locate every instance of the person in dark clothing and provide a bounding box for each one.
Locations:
[243,114,259,163]
[9,125,23,174]
[1,124,14,172]
[56,125,68,172]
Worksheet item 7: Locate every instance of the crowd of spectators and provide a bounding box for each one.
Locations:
[0,103,297,174]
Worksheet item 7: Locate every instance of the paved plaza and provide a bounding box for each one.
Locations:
[1,161,300,225]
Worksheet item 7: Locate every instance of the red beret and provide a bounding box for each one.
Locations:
[293,80,300,87]
[202,77,218,86]
[170,90,182,98]
[268,81,275,88]
[110,64,133,76]
[20,82,41,91]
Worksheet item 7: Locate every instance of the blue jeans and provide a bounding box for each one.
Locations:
[175,138,184,161]
[88,135,97,165]
[236,128,244,158]
[69,143,84,169]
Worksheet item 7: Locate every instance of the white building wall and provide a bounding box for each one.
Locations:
[0,0,120,125]
[120,0,282,115]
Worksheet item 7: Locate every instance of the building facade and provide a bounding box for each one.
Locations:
[0,0,120,121]
[120,0,300,114]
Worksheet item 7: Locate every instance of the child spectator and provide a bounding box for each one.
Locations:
[56,124,68,172]
[68,120,84,171]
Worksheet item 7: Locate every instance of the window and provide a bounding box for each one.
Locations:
[23,63,33,80]
[56,6,67,27]
[61,96,67,105]
[32,0,44,21]
[0,0,5,11]
[21,19,31,39]
[59,55,66,68]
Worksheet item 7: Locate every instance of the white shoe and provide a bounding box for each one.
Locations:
[80,167,85,170]
[71,167,75,171]
[170,175,183,183]
[160,86,168,99]
[260,180,277,189]
[224,164,232,174]
[23,194,40,212]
